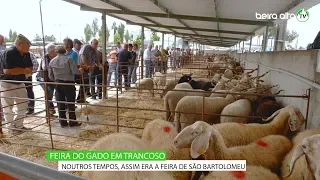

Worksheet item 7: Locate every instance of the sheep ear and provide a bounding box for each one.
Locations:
[288,109,302,131]
[262,109,280,122]
[283,145,305,177]
[190,130,211,159]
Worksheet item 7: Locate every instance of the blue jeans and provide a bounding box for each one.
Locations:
[40,82,55,110]
[131,63,138,83]
[128,64,134,85]
[144,60,151,78]
[107,63,118,86]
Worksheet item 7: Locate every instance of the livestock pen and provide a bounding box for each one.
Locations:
[0,55,311,178]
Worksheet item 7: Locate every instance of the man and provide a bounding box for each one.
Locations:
[161,47,169,74]
[152,45,162,73]
[0,34,6,52]
[25,51,39,114]
[127,44,137,86]
[77,39,99,102]
[64,38,78,65]
[107,47,118,87]
[48,45,83,127]
[116,42,123,53]
[72,39,82,54]
[36,43,57,116]
[143,45,155,78]
[130,43,140,83]
[117,44,132,90]
[94,47,103,99]
[0,34,33,134]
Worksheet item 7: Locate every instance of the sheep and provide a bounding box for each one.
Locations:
[209,89,230,98]
[281,129,320,180]
[153,72,166,90]
[220,99,252,124]
[141,119,191,180]
[82,133,174,180]
[213,105,305,147]
[252,96,282,124]
[200,166,280,180]
[178,73,214,91]
[284,134,320,180]
[174,89,239,132]
[223,69,233,79]
[164,83,209,122]
[160,78,179,99]
[173,121,292,172]
[135,78,154,97]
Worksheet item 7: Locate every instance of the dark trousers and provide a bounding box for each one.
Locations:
[55,81,76,126]
[89,68,102,98]
[118,64,129,87]
[77,72,89,103]
[95,70,103,98]
[24,76,35,111]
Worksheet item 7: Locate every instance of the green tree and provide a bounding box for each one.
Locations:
[150,32,160,46]
[8,29,13,40]
[111,22,117,35]
[98,25,111,43]
[124,30,130,43]
[268,25,277,38]
[11,31,18,42]
[45,35,56,42]
[117,23,125,43]
[130,34,134,41]
[91,18,99,38]
[84,24,93,43]
[114,33,121,44]
[134,35,142,48]
[33,34,42,41]
[285,30,299,43]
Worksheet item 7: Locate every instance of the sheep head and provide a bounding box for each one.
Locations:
[284,134,320,179]
[173,121,212,159]
[262,105,305,131]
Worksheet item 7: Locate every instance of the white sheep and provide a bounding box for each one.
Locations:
[141,119,191,180]
[135,78,154,97]
[284,133,320,180]
[281,129,320,180]
[82,133,174,180]
[213,105,305,147]
[173,121,292,171]
[200,166,280,180]
[153,72,166,90]
[223,69,234,79]
[164,83,208,122]
[220,99,252,124]
[174,89,240,132]
[160,78,180,99]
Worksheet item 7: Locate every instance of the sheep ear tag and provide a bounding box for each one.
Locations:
[289,111,300,131]
[190,131,211,159]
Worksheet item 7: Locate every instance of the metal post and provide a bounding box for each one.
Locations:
[249,35,253,52]
[116,87,119,132]
[242,41,245,53]
[40,0,54,149]
[305,88,311,129]
[162,33,164,49]
[101,12,107,99]
[263,26,269,52]
[141,26,144,79]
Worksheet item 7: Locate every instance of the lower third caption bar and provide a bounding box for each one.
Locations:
[58,160,246,171]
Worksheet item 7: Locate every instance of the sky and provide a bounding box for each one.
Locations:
[0,0,319,48]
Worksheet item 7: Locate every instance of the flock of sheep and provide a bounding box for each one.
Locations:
[82,54,320,180]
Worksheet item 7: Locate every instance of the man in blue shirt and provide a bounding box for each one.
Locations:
[64,38,78,65]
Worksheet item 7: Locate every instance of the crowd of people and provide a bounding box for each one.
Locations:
[0,33,199,134]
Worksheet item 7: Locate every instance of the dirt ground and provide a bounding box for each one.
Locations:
[0,67,209,177]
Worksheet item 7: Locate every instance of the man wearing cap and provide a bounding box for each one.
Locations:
[77,39,100,102]
[0,34,33,134]
[48,45,83,127]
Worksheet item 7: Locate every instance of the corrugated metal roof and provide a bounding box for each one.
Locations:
[63,0,320,47]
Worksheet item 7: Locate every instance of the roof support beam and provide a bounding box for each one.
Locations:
[167,32,245,40]
[127,22,254,35]
[78,4,273,26]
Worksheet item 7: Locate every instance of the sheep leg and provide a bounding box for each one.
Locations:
[191,155,209,180]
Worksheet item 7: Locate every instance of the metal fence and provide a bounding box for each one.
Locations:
[0,54,311,178]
